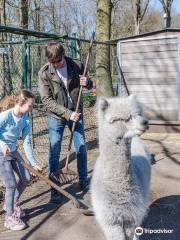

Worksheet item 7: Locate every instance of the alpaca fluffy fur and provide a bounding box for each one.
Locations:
[91,95,151,240]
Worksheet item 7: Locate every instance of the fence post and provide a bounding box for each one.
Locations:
[177,37,180,120]
[27,44,31,90]
[22,41,28,88]
[22,41,35,147]
[70,33,77,58]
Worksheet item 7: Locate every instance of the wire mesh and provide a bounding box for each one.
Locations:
[0,43,23,99]
[28,40,98,168]
[0,37,118,172]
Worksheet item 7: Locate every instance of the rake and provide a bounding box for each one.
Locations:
[10,157,80,208]
[50,35,95,185]
[5,153,95,214]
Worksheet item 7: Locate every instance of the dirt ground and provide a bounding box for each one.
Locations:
[0,133,180,240]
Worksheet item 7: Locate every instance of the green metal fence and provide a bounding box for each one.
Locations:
[27,39,97,167]
[0,37,98,168]
[0,27,119,169]
[0,42,23,98]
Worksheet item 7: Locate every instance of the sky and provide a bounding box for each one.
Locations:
[151,0,180,14]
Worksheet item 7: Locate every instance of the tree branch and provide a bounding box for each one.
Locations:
[140,0,150,21]
[158,0,168,13]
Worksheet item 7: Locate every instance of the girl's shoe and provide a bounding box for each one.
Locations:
[3,204,26,218]
[14,204,26,218]
[4,213,26,231]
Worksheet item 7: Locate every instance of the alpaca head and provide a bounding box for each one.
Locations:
[98,95,149,141]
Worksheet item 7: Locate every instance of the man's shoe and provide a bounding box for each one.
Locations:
[151,154,156,165]
[50,189,61,204]
[79,180,89,191]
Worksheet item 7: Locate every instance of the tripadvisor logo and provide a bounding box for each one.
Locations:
[135,227,143,236]
[135,227,174,235]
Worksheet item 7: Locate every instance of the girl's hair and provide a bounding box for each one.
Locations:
[0,89,35,112]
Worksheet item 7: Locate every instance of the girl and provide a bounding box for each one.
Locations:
[0,89,41,231]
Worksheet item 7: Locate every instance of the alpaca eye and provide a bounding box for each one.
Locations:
[125,115,132,122]
[109,118,122,123]
[109,118,117,123]
[109,119,114,123]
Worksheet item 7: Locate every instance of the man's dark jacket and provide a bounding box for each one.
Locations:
[38,56,93,120]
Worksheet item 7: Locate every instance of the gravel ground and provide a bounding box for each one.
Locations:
[0,133,180,240]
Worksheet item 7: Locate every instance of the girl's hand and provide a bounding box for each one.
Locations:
[2,145,10,157]
[30,164,42,177]
[33,164,42,171]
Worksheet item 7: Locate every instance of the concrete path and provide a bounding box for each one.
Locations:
[0,133,180,240]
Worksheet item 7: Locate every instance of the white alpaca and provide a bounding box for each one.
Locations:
[91,95,151,240]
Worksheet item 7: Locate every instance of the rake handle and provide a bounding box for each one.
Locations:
[65,37,94,169]
[20,160,80,208]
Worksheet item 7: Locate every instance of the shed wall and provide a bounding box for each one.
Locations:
[118,34,180,121]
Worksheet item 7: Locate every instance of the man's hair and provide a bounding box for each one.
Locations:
[0,89,35,112]
[45,42,65,62]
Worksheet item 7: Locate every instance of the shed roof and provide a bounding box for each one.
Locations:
[111,28,180,44]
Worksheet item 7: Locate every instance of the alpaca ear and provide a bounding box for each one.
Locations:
[129,94,139,109]
[128,94,136,102]
[129,94,144,115]
[99,98,109,112]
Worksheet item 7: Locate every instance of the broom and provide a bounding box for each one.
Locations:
[50,35,95,185]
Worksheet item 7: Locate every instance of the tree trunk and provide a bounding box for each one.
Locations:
[34,0,41,80]
[21,0,28,29]
[0,0,13,98]
[135,0,141,34]
[96,0,113,97]
[159,0,173,28]
[135,19,140,35]
[132,0,150,35]
[165,0,172,28]
[166,10,171,28]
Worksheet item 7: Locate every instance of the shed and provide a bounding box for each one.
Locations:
[117,29,180,125]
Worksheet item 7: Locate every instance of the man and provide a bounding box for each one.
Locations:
[38,42,93,203]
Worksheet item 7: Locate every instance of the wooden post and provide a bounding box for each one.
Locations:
[177,37,180,120]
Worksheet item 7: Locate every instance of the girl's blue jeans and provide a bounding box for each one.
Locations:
[0,151,31,215]
[48,115,88,182]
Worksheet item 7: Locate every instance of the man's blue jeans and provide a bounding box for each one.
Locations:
[47,115,88,182]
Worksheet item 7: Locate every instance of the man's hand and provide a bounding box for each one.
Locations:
[80,75,88,87]
[2,145,10,157]
[70,112,81,122]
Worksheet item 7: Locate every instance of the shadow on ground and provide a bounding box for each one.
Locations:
[19,181,90,240]
[140,195,180,240]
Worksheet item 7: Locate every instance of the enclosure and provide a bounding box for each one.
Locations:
[2,26,180,168]
[0,25,118,168]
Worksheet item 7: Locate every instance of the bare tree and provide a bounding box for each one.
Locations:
[112,0,134,38]
[112,0,162,38]
[159,0,173,28]
[0,0,13,97]
[96,0,114,97]
[0,0,7,38]
[21,0,28,29]
[6,1,21,27]
[131,0,150,35]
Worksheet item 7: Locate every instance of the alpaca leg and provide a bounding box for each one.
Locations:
[133,235,139,240]
[103,225,128,240]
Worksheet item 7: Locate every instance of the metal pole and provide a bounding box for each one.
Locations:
[22,41,28,88]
